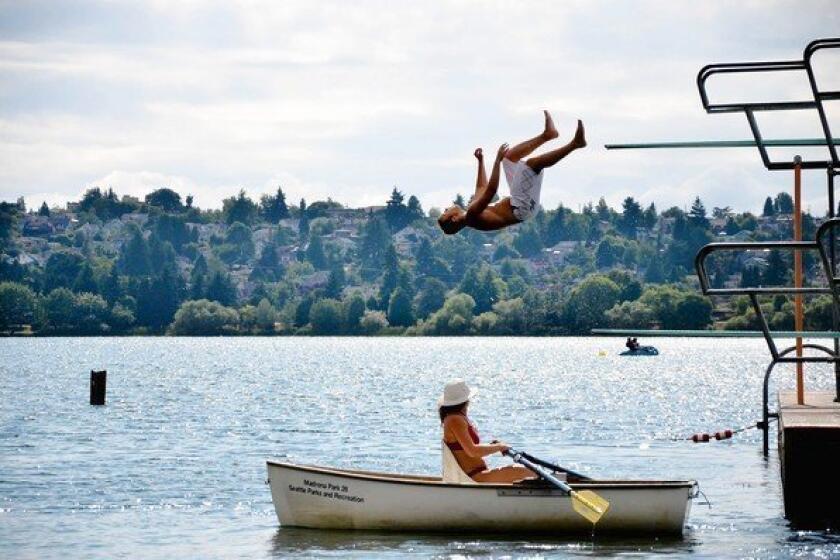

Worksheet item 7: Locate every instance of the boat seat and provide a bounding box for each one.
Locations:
[441,442,479,485]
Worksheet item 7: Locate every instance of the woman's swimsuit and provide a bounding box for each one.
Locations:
[444,415,487,477]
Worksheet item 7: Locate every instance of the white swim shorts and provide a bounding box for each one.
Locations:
[502,158,543,222]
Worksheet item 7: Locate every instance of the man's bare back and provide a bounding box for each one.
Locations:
[438,112,586,235]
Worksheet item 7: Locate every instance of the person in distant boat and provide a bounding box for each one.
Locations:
[439,379,536,483]
[437,110,587,235]
[626,337,640,352]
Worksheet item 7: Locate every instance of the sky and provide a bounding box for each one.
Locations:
[0,0,838,215]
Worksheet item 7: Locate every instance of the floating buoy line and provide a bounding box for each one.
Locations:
[684,417,778,443]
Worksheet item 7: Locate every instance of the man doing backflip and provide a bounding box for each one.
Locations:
[438,111,586,234]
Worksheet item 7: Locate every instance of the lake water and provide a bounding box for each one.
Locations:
[1,337,839,559]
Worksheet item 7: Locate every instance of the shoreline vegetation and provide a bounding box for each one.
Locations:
[1,186,833,337]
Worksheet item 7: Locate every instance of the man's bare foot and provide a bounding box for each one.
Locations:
[474,148,483,160]
[543,110,559,140]
[573,119,587,148]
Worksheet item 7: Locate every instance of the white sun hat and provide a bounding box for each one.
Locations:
[438,379,477,407]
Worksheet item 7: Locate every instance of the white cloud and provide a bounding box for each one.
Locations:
[0,0,838,214]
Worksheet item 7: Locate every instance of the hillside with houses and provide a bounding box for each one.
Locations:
[0,185,834,336]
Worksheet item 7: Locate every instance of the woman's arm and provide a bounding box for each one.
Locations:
[466,143,507,219]
[445,415,508,459]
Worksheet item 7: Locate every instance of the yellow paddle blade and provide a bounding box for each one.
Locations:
[570,490,610,525]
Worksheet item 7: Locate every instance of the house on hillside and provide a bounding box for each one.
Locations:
[543,241,579,266]
[121,212,148,226]
[394,226,425,256]
[21,215,54,237]
[299,270,330,293]
[277,245,299,265]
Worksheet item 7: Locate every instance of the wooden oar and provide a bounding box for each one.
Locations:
[514,449,591,481]
[505,449,609,526]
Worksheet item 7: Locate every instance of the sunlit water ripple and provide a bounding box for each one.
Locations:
[1,337,839,558]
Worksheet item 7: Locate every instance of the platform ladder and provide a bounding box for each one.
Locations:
[695,38,840,455]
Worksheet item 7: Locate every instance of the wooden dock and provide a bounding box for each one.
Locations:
[778,391,840,528]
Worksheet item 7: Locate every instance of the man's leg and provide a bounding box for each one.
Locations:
[526,119,586,174]
[505,110,559,163]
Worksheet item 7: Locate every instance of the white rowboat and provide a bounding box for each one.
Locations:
[267,460,697,535]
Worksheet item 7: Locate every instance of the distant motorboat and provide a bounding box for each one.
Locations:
[620,346,659,356]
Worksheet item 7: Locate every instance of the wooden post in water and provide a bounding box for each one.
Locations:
[794,156,804,405]
[90,370,107,405]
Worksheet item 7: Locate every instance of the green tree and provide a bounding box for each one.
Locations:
[260,186,290,223]
[145,188,183,212]
[72,292,109,333]
[605,300,655,328]
[358,218,392,277]
[169,299,240,335]
[38,201,50,217]
[387,287,415,327]
[0,201,20,250]
[459,265,501,314]
[762,196,775,217]
[189,254,208,299]
[0,281,37,332]
[492,297,528,334]
[418,293,475,335]
[775,192,794,214]
[101,265,123,303]
[378,245,400,308]
[674,293,713,329]
[309,298,344,334]
[415,278,447,319]
[564,275,621,334]
[688,197,709,229]
[222,189,258,225]
[44,251,85,292]
[254,298,277,332]
[118,226,151,277]
[595,236,624,268]
[72,262,98,294]
[222,221,255,263]
[642,203,657,229]
[43,288,77,331]
[619,197,643,237]
[343,291,367,333]
[205,270,237,306]
[513,224,543,258]
[384,187,409,231]
[406,195,423,222]
[306,236,328,270]
[325,261,346,299]
[360,310,388,334]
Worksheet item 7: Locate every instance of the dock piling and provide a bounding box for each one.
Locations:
[90,370,107,405]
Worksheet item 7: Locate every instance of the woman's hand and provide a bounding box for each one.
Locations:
[494,441,511,454]
[496,143,509,162]
[474,148,483,160]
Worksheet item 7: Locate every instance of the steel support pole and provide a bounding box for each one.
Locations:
[832,166,840,403]
[794,156,804,404]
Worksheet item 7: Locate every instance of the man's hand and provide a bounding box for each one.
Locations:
[496,143,509,162]
[474,148,483,160]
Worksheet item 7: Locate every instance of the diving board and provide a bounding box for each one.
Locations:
[605,138,839,150]
[591,329,840,339]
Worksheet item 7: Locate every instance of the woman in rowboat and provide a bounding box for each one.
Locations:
[439,379,536,483]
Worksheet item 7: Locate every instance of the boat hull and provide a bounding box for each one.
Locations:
[267,461,694,535]
[620,346,659,356]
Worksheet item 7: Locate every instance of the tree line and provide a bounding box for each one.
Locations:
[0,185,824,336]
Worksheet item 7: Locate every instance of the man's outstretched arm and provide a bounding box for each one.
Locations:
[471,148,487,200]
[467,143,507,218]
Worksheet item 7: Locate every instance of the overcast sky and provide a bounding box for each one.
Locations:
[0,1,838,215]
